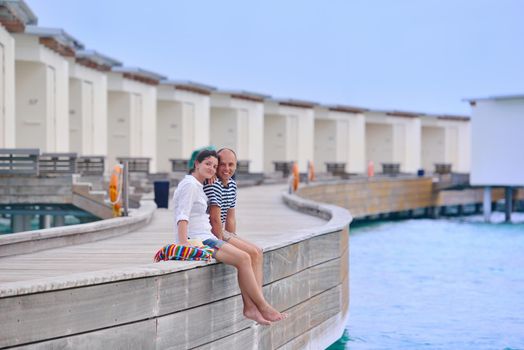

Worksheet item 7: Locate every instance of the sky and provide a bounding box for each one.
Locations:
[26,0,524,116]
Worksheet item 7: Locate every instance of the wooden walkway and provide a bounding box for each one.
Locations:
[0,184,326,284]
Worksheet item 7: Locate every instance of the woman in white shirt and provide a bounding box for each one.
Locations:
[173,149,285,325]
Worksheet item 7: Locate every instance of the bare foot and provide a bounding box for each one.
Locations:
[244,308,271,326]
[259,305,286,322]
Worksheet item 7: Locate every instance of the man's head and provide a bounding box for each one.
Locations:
[217,148,237,181]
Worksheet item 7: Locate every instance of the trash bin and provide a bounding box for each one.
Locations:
[154,181,170,208]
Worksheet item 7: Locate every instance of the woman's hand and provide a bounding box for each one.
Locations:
[177,220,190,246]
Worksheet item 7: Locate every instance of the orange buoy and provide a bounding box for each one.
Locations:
[367,161,374,177]
[308,161,315,182]
[109,164,123,217]
[292,162,300,192]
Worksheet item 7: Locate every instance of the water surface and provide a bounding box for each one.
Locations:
[329,215,524,349]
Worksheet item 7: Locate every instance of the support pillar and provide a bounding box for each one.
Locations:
[505,187,513,223]
[53,215,65,227]
[483,186,491,223]
[11,215,32,233]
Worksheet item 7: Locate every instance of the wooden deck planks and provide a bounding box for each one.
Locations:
[0,184,326,284]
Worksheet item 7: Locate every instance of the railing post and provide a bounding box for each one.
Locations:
[122,159,129,217]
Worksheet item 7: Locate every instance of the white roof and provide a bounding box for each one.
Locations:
[25,25,84,50]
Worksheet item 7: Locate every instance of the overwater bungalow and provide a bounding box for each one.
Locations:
[364,109,422,174]
[107,66,166,172]
[264,98,317,173]
[210,90,268,174]
[12,25,81,152]
[467,94,522,186]
[313,104,367,175]
[0,0,34,147]
[156,80,214,173]
[69,50,121,157]
[420,113,471,174]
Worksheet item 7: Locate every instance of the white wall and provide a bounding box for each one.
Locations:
[14,34,70,152]
[69,61,108,156]
[264,113,286,172]
[365,122,393,171]
[470,98,523,186]
[314,119,337,171]
[157,100,181,172]
[365,112,421,173]
[347,113,366,173]
[107,73,157,171]
[402,117,421,172]
[107,91,130,168]
[314,108,366,173]
[211,94,265,173]
[0,25,15,148]
[210,107,237,153]
[421,126,445,171]
[264,102,314,173]
[421,116,471,173]
[156,87,210,173]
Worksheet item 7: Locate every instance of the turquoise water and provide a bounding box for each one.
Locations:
[0,204,100,234]
[329,215,524,349]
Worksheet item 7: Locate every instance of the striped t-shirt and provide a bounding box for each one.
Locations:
[203,178,237,223]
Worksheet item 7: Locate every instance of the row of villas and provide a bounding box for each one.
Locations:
[0,1,471,175]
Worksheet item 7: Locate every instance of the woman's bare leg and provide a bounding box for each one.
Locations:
[227,237,264,288]
[215,243,285,322]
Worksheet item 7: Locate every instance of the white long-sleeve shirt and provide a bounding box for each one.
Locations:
[172,175,214,242]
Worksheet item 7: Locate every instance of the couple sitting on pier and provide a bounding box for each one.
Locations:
[172,148,286,325]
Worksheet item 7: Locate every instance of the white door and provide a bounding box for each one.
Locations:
[69,79,82,153]
[46,66,57,151]
[130,93,142,155]
[338,119,349,165]
[288,115,299,161]
[446,127,459,169]
[182,102,195,156]
[237,109,249,160]
[83,81,94,154]
[0,43,4,147]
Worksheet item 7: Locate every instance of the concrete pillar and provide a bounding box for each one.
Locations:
[53,215,65,227]
[39,214,52,229]
[483,186,492,222]
[475,203,482,213]
[11,215,32,233]
[505,187,513,222]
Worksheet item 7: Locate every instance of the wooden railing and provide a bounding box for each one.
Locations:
[117,157,150,174]
[39,153,78,176]
[325,162,346,176]
[381,162,400,176]
[170,158,189,172]
[434,163,452,174]
[77,156,105,176]
[0,149,40,176]
[273,161,294,177]
[236,160,250,174]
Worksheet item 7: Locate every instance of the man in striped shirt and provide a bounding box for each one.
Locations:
[203,148,266,321]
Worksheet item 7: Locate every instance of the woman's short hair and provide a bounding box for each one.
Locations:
[189,149,218,174]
